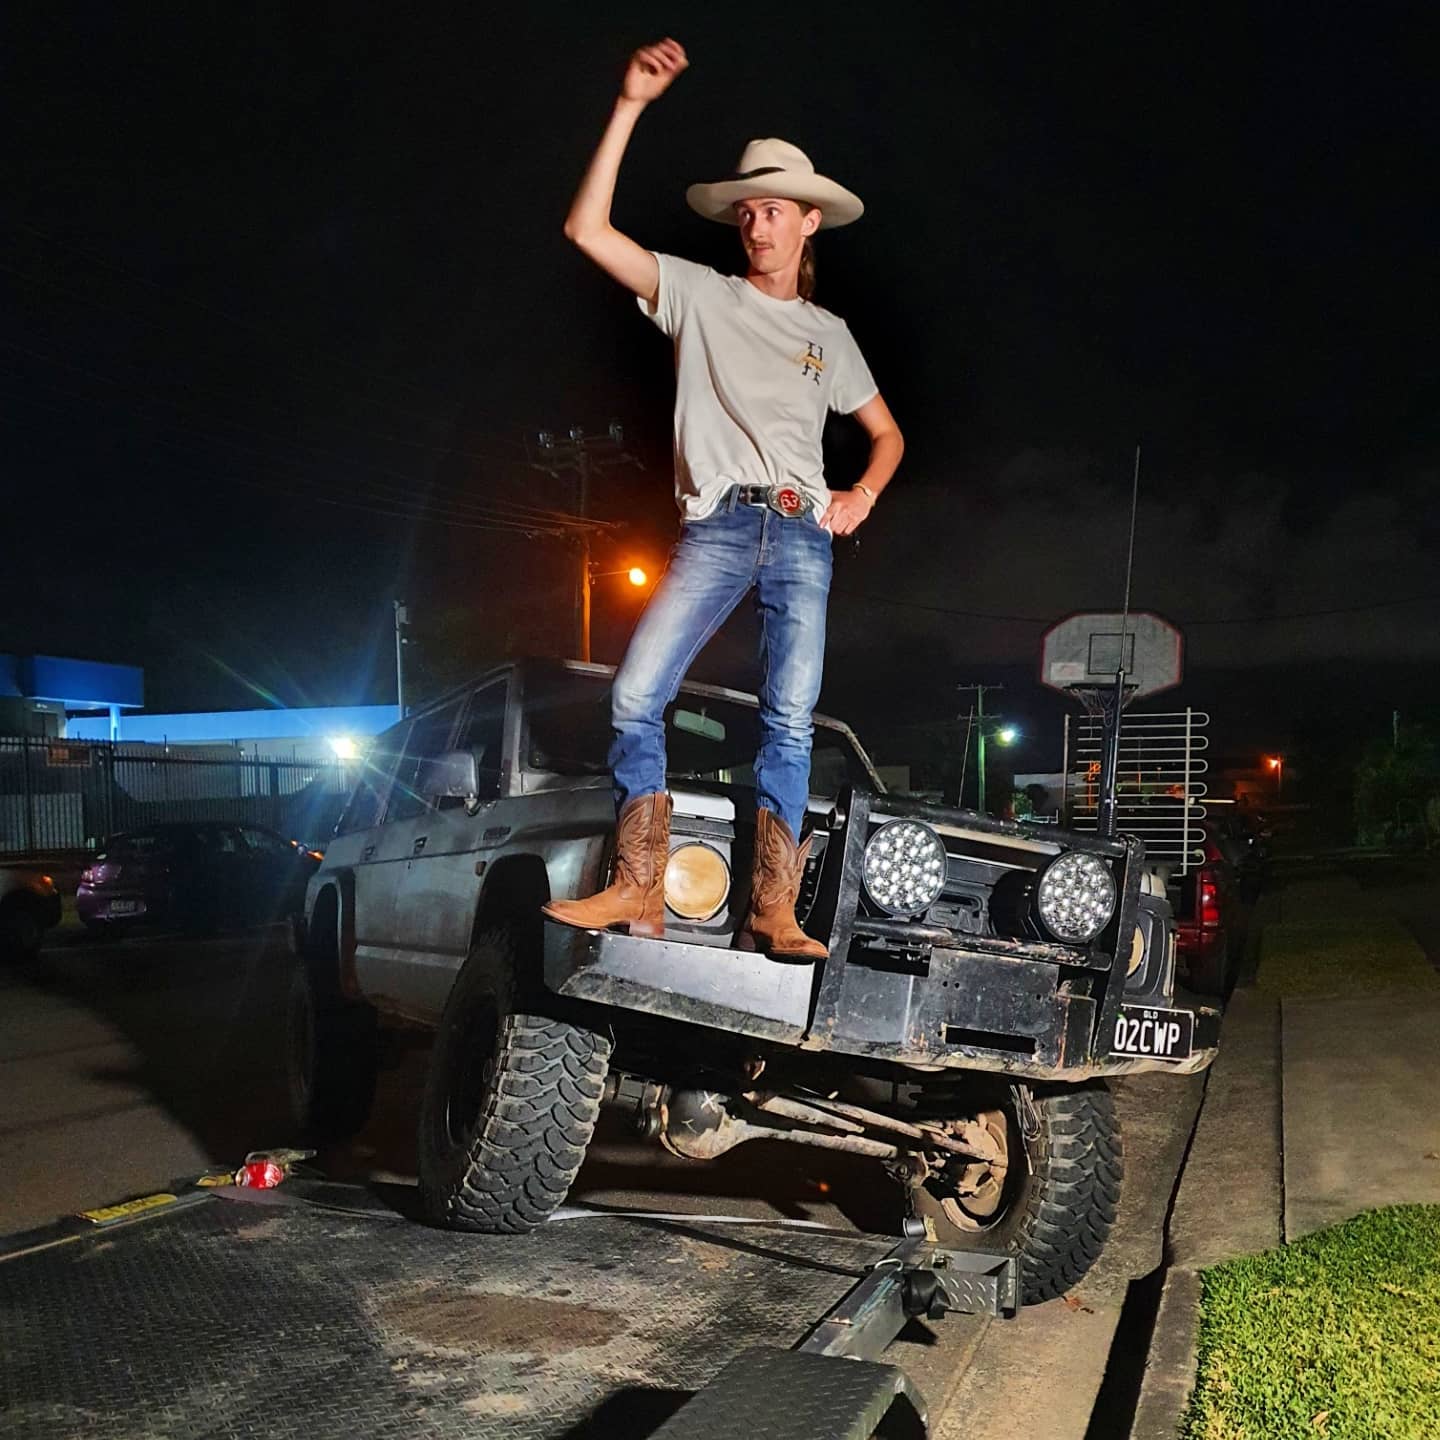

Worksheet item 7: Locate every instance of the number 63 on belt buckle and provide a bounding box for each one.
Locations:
[766,484,812,518]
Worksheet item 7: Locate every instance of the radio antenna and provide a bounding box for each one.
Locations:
[1119,443,1141,644]
[1095,443,1143,839]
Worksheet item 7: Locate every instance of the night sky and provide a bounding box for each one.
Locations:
[4,5,1437,777]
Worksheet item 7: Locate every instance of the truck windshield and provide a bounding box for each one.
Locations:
[524,670,880,798]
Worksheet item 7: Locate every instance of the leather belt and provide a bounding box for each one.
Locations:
[734,483,813,517]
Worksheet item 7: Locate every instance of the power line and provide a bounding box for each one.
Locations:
[831,586,1440,629]
[0,382,583,535]
[1182,590,1440,625]
[0,395,591,539]
[0,405,588,540]
[1,254,531,459]
[0,350,615,532]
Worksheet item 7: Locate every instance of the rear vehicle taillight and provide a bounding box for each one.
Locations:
[1199,870,1221,928]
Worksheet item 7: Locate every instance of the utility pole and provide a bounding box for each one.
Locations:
[393,601,409,719]
[956,683,1004,813]
[532,422,637,663]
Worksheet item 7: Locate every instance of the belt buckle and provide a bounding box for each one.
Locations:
[766,484,811,518]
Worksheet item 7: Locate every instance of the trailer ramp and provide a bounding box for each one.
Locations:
[0,1185,1013,1439]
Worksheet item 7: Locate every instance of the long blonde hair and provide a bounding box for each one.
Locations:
[798,234,817,302]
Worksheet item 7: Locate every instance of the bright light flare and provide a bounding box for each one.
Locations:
[329,736,360,760]
[997,726,1019,745]
[627,566,648,587]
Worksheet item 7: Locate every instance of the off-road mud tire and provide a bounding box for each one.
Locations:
[419,924,611,1233]
[911,1083,1123,1304]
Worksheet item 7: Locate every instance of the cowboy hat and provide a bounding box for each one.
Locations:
[686,138,864,230]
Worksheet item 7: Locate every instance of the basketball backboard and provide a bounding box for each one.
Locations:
[1040,611,1183,702]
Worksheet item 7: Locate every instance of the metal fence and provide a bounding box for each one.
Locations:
[0,735,356,859]
[1062,709,1210,874]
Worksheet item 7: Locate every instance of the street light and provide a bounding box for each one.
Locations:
[1267,754,1283,798]
[975,719,1020,814]
[583,562,655,659]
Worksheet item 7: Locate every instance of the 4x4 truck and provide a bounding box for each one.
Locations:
[293,658,1219,1303]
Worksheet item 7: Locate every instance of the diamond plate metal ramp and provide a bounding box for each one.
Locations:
[651,1348,926,1440]
[0,1194,900,1440]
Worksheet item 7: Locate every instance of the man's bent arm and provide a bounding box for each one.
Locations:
[818,394,904,537]
[852,394,904,503]
[564,39,688,303]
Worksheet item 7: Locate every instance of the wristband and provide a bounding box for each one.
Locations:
[855,483,877,505]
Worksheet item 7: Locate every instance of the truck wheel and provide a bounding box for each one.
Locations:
[909,1083,1122,1304]
[286,941,378,1142]
[419,924,611,1233]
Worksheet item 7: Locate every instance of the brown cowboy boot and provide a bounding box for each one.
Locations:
[737,808,828,961]
[542,792,672,938]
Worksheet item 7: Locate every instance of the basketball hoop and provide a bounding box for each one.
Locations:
[1040,612,1183,710]
[1041,612,1185,839]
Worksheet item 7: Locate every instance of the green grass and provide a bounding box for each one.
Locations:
[1185,1206,1440,1440]
[1256,918,1437,998]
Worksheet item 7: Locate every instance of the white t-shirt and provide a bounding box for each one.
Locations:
[638,253,879,520]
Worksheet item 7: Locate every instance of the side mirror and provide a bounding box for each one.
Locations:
[419,750,481,810]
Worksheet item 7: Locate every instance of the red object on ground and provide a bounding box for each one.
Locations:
[236,1160,286,1189]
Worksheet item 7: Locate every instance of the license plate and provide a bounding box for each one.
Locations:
[1110,1005,1194,1061]
[107,899,141,916]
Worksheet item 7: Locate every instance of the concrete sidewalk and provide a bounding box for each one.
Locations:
[1282,989,1440,1240]
[1131,988,1282,1439]
[1132,874,1440,1437]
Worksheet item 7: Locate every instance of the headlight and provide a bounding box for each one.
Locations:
[664,842,731,921]
[1037,852,1117,943]
[862,820,948,916]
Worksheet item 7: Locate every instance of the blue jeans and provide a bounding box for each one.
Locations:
[609,490,833,837]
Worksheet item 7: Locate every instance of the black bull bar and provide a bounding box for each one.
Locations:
[544,787,1221,1080]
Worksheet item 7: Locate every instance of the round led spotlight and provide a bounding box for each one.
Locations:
[862,820,948,916]
[664,842,731,921]
[1037,852,1117,943]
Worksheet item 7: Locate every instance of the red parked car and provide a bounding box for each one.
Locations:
[1172,826,1245,996]
[77,822,322,936]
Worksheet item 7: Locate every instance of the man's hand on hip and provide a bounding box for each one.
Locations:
[818,488,875,536]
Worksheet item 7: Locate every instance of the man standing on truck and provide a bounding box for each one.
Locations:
[543,37,904,959]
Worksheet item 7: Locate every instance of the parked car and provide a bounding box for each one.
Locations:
[77,822,322,935]
[1211,807,1270,902]
[0,864,63,958]
[1172,826,1246,996]
[292,658,1220,1305]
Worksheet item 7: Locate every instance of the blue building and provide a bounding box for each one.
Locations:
[67,703,399,759]
[0,654,144,739]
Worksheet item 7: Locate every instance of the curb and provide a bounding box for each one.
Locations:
[1129,1266,1200,1439]
[1126,986,1285,1438]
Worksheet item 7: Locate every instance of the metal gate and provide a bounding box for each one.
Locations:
[0,736,355,858]
[1062,709,1209,873]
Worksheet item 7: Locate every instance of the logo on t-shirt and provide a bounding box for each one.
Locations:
[795,341,825,385]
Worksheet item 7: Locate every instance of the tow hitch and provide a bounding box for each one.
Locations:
[653,1221,1018,1438]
